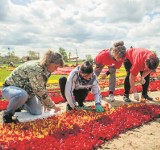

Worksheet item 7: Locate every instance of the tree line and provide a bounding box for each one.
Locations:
[0,47,93,64]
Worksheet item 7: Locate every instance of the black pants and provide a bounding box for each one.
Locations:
[124,59,150,95]
[59,76,89,107]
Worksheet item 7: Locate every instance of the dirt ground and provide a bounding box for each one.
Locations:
[0,91,160,150]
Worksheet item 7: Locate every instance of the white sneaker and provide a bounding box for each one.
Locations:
[109,94,115,102]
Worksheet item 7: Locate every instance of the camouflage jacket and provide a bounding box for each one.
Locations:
[4,61,55,108]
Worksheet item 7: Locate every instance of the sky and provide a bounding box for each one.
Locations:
[0,0,160,59]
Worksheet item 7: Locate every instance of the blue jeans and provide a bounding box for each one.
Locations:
[2,86,43,116]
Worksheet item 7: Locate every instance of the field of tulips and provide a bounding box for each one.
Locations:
[0,104,160,149]
[0,66,160,149]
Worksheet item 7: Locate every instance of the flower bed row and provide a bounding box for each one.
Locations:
[0,80,160,111]
[0,103,160,149]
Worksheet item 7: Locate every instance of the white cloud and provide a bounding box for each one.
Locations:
[0,0,160,59]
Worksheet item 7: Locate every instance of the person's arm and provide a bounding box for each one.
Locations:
[28,73,59,111]
[94,64,104,77]
[141,70,151,78]
[100,70,110,79]
[91,78,104,112]
[141,70,151,84]
[129,73,137,93]
[129,73,139,101]
[65,73,77,109]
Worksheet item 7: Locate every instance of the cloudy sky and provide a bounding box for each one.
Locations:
[0,0,160,59]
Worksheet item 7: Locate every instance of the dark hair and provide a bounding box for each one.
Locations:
[80,61,93,74]
[146,54,159,71]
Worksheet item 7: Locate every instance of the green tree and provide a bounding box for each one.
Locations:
[59,47,68,61]
[27,50,39,60]
[0,53,3,63]
[8,51,20,63]
[85,54,93,63]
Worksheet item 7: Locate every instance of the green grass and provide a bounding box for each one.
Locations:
[49,74,67,80]
[0,68,67,83]
[0,69,11,82]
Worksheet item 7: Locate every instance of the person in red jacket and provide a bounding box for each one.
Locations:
[94,41,126,102]
[123,47,159,102]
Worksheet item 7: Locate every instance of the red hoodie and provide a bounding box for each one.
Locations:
[126,48,154,76]
[95,49,123,69]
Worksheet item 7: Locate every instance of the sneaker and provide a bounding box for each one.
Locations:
[142,95,153,101]
[15,108,22,112]
[3,114,16,123]
[15,105,24,112]
[109,94,115,102]
[123,95,131,102]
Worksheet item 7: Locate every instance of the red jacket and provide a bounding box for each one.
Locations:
[95,49,123,69]
[126,48,154,76]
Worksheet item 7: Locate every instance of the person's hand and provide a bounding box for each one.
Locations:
[44,107,50,112]
[141,77,146,85]
[73,106,79,111]
[96,104,104,112]
[105,102,112,110]
[42,96,56,111]
[44,105,60,113]
[100,74,107,79]
[106,71,110,76]
[134,92,139,101]
[53,106,61,113]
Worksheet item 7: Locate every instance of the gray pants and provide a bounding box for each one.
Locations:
[94,66,116,92]
[2,86,43,116]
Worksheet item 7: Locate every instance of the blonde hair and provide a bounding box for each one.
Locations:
[111,41,126,58]
[40,50,64,67]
